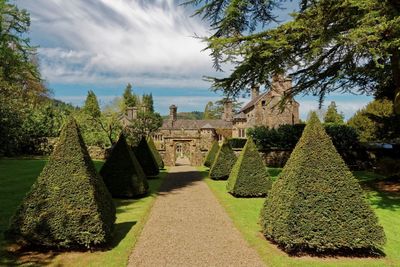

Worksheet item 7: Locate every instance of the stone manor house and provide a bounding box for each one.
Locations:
[122,75,300,166]
[154,75,300,166]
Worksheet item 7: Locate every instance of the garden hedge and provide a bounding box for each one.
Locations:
[210,141,236,180]
[132,137,159,177]
[204,141,219,168]
[6,117,116,249]
[247,123,359,151]
[100,133,149,198]
[227,137,272,197]
[147,137,164,169]
[228,138,247,149]
[260,112,385,254]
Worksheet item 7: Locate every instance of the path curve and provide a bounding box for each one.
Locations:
[128,165,265,267]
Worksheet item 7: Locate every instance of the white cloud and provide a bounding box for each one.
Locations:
[17,0,215,88]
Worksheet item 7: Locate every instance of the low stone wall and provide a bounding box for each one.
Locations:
[234,147,400,170]
[233,149,291,168]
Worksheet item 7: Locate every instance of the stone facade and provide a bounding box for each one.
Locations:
[150,75,300,166]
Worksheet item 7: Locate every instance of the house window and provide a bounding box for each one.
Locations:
[153,134,163,141]
[238,129,246,138]
[262,100,266,106]
[218,134,223,141]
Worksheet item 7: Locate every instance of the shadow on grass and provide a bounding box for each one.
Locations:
[0,248,60,267]
[267,168,282,179]
[363,185,400,210]
[1,221,137,266]
[109,221,137,249]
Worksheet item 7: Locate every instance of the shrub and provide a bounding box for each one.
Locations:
[147,137,164,169]
[227,137,272,197]
[132,137,159,177]
[204,141,219,167]
[210,141,237,180]
[324,123,359,150]
[376,157,400,178]
[100,134,149,198]
[5,117,116,249]
[260,112,385,254]
[228,138,247,149]
[247,124,359,151]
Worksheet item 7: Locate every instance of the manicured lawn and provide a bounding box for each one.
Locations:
[201,167,400,267]
[0,158,166,266]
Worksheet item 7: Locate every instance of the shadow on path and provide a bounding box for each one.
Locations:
[158,167,204,195]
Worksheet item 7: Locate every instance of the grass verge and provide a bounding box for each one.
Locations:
[200,166,400,267]
[0,159,166,266]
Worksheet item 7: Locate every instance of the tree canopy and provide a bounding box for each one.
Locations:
[348,99,400,143]
[187,0,400,113]
[324,101,344,124]
[123,83,138,108]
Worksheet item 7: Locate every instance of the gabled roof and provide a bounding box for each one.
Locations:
[233,112,246,120]
[201,123,214,129]
[239,91,269,112]
[161,119,232,130]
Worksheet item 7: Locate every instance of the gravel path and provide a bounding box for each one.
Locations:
[128,165,265,267]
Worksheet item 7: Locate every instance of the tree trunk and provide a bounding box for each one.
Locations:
[391,49,400,114]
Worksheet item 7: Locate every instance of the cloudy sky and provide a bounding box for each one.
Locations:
[16,0,371,119]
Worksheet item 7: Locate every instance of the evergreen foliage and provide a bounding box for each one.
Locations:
[100,134,149,198]
[189,0,400,113]
[204,141,219,168]
[227,137,272,197]
[142,93,154,113]
[260,112,385,254]
[83,90,101,118]
[123,83,138,108]
[324,101,344,124]
[209,141,236,180]
[348,99,400,143]
[6,117,116,249]
[132,137,159,177]
[147,136,164,169]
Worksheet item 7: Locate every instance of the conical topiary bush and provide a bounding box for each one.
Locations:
[147,137,164,169]
[260,112,385,254]
[100,133,149,198]
[209,141,237,180]
[227,137,272,197]
[6,117,116,249]
[204,141,219,168]
[132,137,159,177]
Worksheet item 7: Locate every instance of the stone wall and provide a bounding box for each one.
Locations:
[233,149,291,168]
[233,147,400,170]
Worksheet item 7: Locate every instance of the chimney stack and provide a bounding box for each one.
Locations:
[169,104,177,122]
[222,100,233,122]
[272,73,291,94]
[251,84,260,100]
[126,107,138,120]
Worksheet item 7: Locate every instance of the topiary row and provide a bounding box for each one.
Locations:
[209,141,237,180]
[147,136,164,169]
[260,112,385,254]
[6,117,116,249]
[227,137,272,197]
[100,133,149,198]
[204,141,219,168]
[132,137,159,177]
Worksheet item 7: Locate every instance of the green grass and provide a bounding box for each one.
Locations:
[0,159,166,266]
[200,166,400,267]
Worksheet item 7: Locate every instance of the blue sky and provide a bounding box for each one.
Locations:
[16,0,372,119]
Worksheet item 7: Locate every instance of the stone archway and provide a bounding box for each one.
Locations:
[164,137,203,166]
[175,141,191,165]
